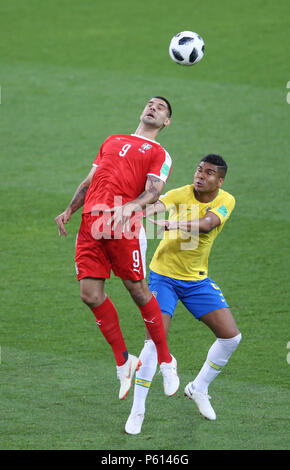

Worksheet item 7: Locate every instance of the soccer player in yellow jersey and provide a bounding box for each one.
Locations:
[125,154,242,434]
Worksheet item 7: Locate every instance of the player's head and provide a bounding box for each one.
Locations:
[140,97,172,131]
[194,154,227,193]
[200,154,228,178]
[152,96,172,118]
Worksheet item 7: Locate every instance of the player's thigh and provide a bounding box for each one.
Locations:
[200,307,240,338]
[75,214,112,280]
[105,227,147,281]
[148,271,178,317]
[179,277,230,320]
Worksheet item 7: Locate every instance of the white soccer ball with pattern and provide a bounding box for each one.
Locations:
[169,31,205,66]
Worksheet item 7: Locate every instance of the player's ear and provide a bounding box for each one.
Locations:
[218,177,224,188]
[163,117,171,128]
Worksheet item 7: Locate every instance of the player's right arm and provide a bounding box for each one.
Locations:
[54,165,96,236]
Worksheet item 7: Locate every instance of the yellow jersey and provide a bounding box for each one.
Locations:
[149,184,235,281]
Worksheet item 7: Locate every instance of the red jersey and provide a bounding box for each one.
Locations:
[83,134,172,214]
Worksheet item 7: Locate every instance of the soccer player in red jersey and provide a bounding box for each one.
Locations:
[55,97,179,400]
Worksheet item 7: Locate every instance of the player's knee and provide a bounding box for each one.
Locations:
[235,331,242,346]
[80,290,105,307]
[130,288,149,306]
[231,331,242,353]
[219,332,242,353]
[124,280,151,306]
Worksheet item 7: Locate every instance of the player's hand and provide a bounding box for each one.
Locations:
[149,218,178,235]
[105,205,125,231]
[105,203,141,232]
[55,208,72,236]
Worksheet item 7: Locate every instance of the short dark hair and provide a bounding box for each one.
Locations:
[200,154,228,178]
[153,96,172,117]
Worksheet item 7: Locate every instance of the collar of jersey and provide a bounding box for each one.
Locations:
[193,186,220,203]
[130,134,159,144]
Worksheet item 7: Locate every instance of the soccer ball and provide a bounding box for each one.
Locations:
[169,31,205,66]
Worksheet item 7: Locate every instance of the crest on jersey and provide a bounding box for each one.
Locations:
[139,143,152,154]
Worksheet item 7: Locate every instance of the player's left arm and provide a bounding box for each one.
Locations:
[184,211,221,233]
[153,195,235,233]
[151,211,221,234]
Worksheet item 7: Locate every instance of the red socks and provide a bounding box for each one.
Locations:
[90,296,128,366]
[139,296,171,364]
[90,295,171,366]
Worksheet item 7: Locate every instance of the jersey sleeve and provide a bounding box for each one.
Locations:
[159,186,188,210]
[209,194,235,224]
[147,148,172,183]
[92,153,101,167]
[92,137,111,167]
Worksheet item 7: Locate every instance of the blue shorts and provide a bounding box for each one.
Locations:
[148,270,229,320]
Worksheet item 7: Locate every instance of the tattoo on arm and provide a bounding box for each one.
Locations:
[139,175,163,199]
[137,191,147,199]
[146,175,163,187]
[69,182,90,213]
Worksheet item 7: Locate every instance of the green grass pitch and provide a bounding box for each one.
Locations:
[1,0,289,451]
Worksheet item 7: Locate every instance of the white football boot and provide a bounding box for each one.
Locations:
[184,382,216,420]
[125,412,145,435]
[160,354,180,396]
[117,354,141,400]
